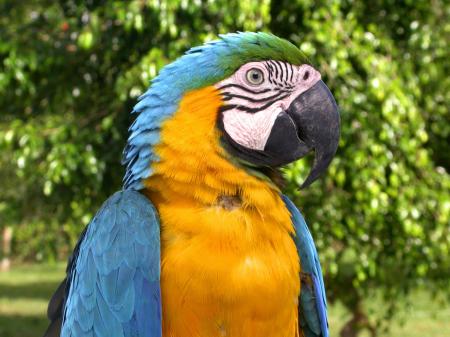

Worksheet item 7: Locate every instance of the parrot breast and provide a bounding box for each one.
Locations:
[144,86,300,337]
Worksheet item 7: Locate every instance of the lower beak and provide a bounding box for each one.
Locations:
[286,80,340,188]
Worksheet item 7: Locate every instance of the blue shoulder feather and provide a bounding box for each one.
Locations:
[60,190,162,337]
[282,195,329,337]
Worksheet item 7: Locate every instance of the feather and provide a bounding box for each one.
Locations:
[282,195,329,337]
[43,190,162,337]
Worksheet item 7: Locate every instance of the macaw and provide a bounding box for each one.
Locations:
[44,32,340,337]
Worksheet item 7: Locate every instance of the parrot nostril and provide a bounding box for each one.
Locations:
[303,71,310,81]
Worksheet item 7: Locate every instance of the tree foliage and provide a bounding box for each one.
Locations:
[0,0,449,334]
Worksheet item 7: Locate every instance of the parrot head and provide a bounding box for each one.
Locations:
[123,32,340,190]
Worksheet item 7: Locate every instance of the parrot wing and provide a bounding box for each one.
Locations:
[282,195,329,337]
[43,190,162,337]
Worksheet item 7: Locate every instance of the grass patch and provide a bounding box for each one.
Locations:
[0,263,65,337]
[0,263,449,337]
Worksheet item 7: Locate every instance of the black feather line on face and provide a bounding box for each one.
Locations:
[218,104,237,113]
[233,93,291,113]
[270,60,280,79]
[273,79,284,87]
[276,61,284,81]
[217,83,271,95]
[274,61,284,81]
[289,63,294,82]
[283,61,291,82]
[265,62,273,75]
[222,90,289,104]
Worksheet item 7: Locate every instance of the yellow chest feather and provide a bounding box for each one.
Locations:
[145,87,300,337]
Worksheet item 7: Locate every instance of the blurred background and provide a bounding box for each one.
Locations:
[0,0,449,336]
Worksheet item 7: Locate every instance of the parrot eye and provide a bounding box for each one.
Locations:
[245,68,264,86]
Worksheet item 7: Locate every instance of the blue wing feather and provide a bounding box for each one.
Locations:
[282,195,329,337]
[60,190,162,337]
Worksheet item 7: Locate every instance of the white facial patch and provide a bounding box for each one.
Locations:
[222,104,284,151]
[216,61,321,151]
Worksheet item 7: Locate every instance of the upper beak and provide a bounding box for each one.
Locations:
[286,80,340,188]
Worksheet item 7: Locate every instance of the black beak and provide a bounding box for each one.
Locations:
[286,80,340,188]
